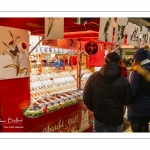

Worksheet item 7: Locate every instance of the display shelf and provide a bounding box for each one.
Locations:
[23,67,92,118]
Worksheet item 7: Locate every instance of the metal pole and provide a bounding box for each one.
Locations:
[28,36,45,55]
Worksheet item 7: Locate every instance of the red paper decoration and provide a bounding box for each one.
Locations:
[43,107,48,114]
[84,41,98,56]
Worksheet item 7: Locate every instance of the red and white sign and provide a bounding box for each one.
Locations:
[114,18,128,45]
[127,22,140,46]
[99,18,114,43]
[42,110,93,132]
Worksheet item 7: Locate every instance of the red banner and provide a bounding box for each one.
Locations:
[42,39,57,46]
[67,39,78,49]
[89,44,105,66]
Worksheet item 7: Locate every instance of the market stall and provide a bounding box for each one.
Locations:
[0,17,148,132]
[0,18,103,132]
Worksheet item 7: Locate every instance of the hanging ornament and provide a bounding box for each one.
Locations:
[84,41,98,56]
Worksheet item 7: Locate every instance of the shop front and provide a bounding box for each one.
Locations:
[0,17,147,132]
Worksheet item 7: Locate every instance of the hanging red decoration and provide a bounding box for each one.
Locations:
[84,41,98,56]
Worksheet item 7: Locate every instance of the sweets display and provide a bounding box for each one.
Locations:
[23,67,92,118]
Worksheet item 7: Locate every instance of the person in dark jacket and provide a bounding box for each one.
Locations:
[83,51,133,132]
[127,47,150,132]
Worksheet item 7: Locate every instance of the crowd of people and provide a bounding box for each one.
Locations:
[83,45,150,132]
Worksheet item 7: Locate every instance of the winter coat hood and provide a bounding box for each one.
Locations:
[132,59,150,82]
[100,62,121,78]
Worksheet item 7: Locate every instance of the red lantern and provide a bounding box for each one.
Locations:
[84,41,98,56]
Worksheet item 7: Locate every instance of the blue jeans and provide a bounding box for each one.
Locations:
[93,118,118,132]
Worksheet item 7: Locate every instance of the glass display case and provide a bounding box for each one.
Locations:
[23,47,92,118]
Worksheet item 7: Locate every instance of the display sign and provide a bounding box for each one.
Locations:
[127,22,140,46]
[114,18,128,45]
[141,26,148,46]
[42,110,93,132]
[99,18,114,43]
[45,18,64,39]
[0,26,29,80]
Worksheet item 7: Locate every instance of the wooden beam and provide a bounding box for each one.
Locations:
[26,22,44,28]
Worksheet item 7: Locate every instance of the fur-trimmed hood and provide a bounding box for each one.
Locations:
[133,59,150,82]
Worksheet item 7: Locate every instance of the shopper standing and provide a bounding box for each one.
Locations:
[127,47,150,132]
[83,52,133,132]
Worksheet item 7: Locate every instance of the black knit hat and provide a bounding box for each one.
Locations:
[133,48,148,62]
[105,51,121,63]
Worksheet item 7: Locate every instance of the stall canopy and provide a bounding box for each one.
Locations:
[0,18,100,39]
[0,18,114,67]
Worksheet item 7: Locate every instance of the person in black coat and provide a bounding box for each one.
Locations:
[83,51,133,132]
[127,47,150,132]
